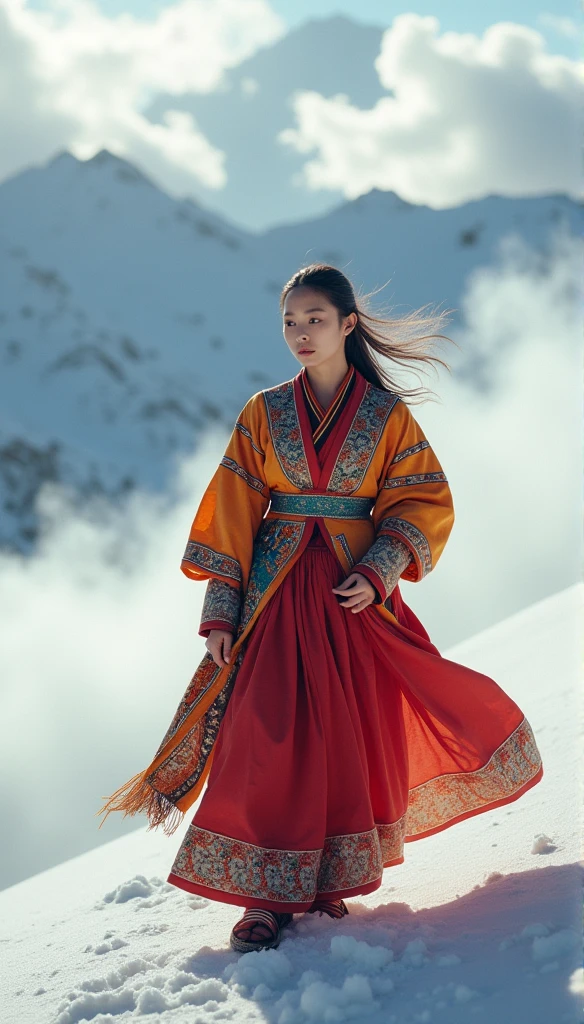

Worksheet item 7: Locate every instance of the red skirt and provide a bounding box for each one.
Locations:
[168,526,542,913]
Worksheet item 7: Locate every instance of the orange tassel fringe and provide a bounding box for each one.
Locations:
[96,768,185,837]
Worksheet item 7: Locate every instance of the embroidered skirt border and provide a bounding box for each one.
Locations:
[167,719,542,911]
[168,822,401,912]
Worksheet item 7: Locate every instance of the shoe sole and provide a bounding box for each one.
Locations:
[229,931,281,953]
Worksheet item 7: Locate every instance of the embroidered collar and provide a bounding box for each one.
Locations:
[300,363,356,449]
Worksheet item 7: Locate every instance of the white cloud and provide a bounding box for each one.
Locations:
[0,0,284,191]
[279,14,583,205]
[0,227,579,888]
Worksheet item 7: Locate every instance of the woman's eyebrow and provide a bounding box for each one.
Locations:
[283,307,327,316]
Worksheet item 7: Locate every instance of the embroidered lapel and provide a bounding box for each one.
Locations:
[263,379,314,489]
[295,367,366,488]
[293,374,325,483]
[325,378,400,493]
[317,370,367,487]
[300,364,356,451]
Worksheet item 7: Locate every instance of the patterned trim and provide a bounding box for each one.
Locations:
[168,717,542,900]
[170,825,322,903]
[378,820,406,862]
[378,517,432,579]
[238,518,306,634]
[354,536,412,599]
[220,455,266,494]
[153,654,222,756]
[317,831,383,893]
[334,532,355,568]
[327,385,400,493]
[182,541,242,583]
[302,363,355,446]
[235,420,263,455]
[406,717,542,835]
[383,472,448,490]
[169,824,385,904]
[200,579,241,633]
[150,649,245,802]
[269,491,374,519]
[263,382,313,489]
[391,440,430,464]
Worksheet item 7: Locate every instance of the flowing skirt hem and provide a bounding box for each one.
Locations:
[403,762,544,843]
[166,767,542,910]
[166,872,385,913]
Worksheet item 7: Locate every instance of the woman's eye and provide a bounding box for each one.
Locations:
[309,318,320,323]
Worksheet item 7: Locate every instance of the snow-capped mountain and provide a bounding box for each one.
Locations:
[0,149,282,550]
[0,147,580,552]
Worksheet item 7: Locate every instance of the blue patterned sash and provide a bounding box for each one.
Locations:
[269,491,374,519]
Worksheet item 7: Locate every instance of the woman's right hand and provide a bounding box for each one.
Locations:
[205,629,234,668]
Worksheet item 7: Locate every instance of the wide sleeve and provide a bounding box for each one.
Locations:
[179,394,270,637]
[352,398,455,604]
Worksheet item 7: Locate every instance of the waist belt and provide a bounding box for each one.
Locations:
[269,491,374,519]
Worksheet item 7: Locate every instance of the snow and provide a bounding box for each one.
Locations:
[532,835,559,855]
[1,584,581,1024]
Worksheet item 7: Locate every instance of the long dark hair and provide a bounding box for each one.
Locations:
[280,263,459,404]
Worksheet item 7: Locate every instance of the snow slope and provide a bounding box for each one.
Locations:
[1,585,581,1024]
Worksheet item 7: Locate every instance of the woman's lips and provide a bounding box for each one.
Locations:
[298,349,315,354]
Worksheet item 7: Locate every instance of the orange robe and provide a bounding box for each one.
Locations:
[98,365,543,864]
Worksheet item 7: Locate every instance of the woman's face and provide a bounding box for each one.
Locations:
[282,286,356,369]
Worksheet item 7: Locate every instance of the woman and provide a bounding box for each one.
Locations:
[98,264,543,955]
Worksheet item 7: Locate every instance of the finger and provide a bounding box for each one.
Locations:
[341,587,375,608]
[351,598,373,613]
[332,576,358,592]
[332,583,364,597]
[222,636,232,664]
[207,642,222,667]
[338,582,370,599]
[338,593,368,608]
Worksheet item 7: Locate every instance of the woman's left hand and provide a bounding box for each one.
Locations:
[332,572,376,613]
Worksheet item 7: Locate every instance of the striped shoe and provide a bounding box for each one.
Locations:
[230,909,294,954]
[306,899,349,919]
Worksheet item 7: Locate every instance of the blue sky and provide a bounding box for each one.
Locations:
[25,0,581,58]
